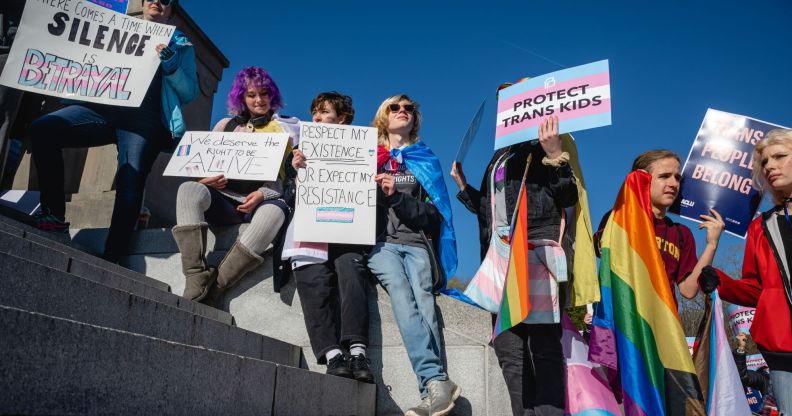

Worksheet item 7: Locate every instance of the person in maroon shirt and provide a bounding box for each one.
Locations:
[594,149,725,301]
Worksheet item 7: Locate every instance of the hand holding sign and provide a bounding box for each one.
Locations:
[450,161,468,192]
[375,173,396,196]
[538,116,562,158]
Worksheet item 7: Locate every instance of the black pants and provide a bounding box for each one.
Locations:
[294,244,370,364]
[493,321,565,416]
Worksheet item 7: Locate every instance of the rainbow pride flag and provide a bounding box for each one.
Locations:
[589,170,705,415]
[493,182,530,338]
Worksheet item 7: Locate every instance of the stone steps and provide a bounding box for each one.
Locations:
[0,304,375,415]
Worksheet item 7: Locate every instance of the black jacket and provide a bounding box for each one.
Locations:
[457,140,578,261]
[733,350,770,395]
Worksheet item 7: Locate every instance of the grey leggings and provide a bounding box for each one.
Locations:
[175,181,285,254]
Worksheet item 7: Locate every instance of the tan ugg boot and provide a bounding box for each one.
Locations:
[171,223,217,301]
[203,241,264,307]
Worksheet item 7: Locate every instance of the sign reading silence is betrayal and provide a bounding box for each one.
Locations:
[0,0,174,107]
[495,60,611,149]
[162,131,290,181]
[293,122,377,246]
[671,109,788,238]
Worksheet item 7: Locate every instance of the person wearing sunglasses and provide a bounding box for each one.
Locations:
[284,92,374,383]
[172,66,300,307]
[28,0,198,263]
[368,94,461,416]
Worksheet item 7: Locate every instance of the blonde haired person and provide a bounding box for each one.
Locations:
[700,129,792,413]
[369,94,463,416]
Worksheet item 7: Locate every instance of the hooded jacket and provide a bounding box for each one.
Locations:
[161,29,198,140]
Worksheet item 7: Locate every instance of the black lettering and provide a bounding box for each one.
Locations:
[48,12,69,36]
[93,25,109,49]
[78,21,92,46]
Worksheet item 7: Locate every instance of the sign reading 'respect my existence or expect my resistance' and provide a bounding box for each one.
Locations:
[0,0,174,107]
[495,60,611,149]
[162,131,290,181]
[672,109,788,238]
[293,122,378,246]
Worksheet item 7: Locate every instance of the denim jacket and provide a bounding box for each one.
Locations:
[457,140,578,261]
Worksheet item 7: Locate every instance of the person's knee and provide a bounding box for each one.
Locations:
[177,181,210,204]
[29,115,61,147]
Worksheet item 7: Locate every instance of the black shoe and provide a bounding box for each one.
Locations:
[326,354,353,379]
[349,354,374,384]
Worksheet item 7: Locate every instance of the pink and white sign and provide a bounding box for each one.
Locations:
[495,60,611,149]
[746,354,767,371]
[726,304,755,335]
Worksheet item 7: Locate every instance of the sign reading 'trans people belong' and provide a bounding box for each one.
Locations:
[495,60,611,149]
[0,0,174,107]
[293,122,378,246]
[672,109,787,238]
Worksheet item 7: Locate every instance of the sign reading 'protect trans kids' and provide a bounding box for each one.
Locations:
[495,60,611,149]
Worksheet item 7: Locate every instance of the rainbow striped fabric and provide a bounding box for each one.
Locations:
[589,170,705,415]
[493,182,531,338]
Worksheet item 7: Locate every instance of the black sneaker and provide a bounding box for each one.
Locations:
[326,354,353,379]
[349,354,374,384]
[32,209,70,233]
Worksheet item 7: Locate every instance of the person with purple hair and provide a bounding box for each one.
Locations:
[171,66,299,306]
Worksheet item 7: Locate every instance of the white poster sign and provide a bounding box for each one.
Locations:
[163,131,290,181]
[293,122,377,245]
[0,0,175,107]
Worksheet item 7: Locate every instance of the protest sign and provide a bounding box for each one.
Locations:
[686,336,696,356]
[672,109,788,237]
[726,303,755,335]
[293,122,377,245]
[0,0,174,107]
[88,0,129,13]
[746,354,767,371]
[745,388,763,414]
[494,60,611,149]
[455,100,485,163]
[162,131,290,181]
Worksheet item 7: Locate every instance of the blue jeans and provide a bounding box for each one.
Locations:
[367,242,446,398]
[771,369,792,415]
[30,105,166,261]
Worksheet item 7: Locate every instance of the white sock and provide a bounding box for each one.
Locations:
[325,349,343,363]
[349,344,366,357]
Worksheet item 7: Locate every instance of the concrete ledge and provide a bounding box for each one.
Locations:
[0,305,278,416]
[274,365,376,416]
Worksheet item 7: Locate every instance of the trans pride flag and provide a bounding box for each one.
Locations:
[589,170,705,415]
[693,292,752,416]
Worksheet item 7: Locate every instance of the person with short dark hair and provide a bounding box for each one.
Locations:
[28,0,198,263]
[285,91,373,383]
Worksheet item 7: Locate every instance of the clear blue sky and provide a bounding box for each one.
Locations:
[185,0,791,282]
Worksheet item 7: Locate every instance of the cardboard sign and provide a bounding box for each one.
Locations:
[455,100,486,163]
[686,336,696,356]
[0,0,174,107]
[726,304,755,335]
[746,354,767,371]
[495,60,611,149]
[673,109,788,238]
[293,122,377,245]
[162,131,290,181]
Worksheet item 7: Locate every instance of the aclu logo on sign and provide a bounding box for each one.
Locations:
[680,199,695,208]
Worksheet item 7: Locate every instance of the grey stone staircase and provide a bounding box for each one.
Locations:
[0,215,376,415]
[66,225,513,415]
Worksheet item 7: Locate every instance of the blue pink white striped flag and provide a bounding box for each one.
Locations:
[315,207,354,223]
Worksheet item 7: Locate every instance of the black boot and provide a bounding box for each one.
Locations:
[326,354,353,379]
[349,354,374,384]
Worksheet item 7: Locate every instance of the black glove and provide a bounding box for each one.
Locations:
[699,266,720,294]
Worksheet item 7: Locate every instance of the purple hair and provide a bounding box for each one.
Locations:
[226,66,283,116]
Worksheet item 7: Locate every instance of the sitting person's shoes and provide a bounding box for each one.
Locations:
[32,209,69,233]
[326,354,353,379]
[405,379,461,416]
[349,354,374,384]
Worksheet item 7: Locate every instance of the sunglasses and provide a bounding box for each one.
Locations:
[146,0,174,6]
[388,103,415,113]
